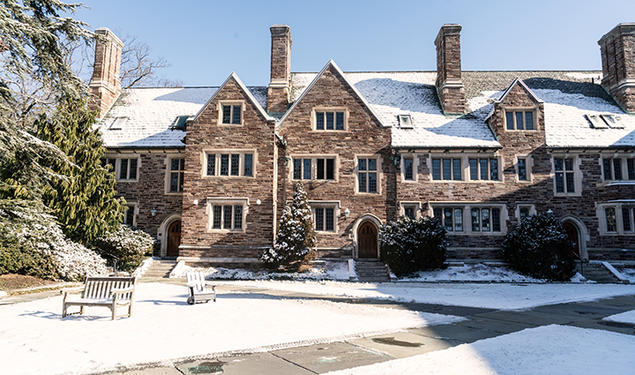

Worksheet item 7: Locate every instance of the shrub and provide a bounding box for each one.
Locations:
[261,183,316,271]
[379,216,447,277]
[0,200,108,281]
[91,225,155,273]
[501,212,576,281]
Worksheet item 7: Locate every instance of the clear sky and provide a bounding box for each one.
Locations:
[75,0,635,86]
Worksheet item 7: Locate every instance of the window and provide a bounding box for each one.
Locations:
[221,104,242,125]
[516,204,536,222]
[517,158,528,181]
[168,158,185,193]
[398,114,413,128]
[172,115,189,130]
[598,203,635,235]
[586,114,624,129]
[123,204,136,227]
[315,110,345,130]
[470,207,501,232]
[115,157,138,181]
[433,207,464,232]
[403,156,414,181]
[313,205,336,232]
[102,158,116,171]
[603,157,635,181]
[209,200,246,231]
[401,203,420,220]
[358,157,378,193]
[205,152,254,177]
[292,157,335,181]
[554,157,575,194]
[432,204,504,234]
[469,158,499,181]
[432,158,462,181]
[505,110,535,130]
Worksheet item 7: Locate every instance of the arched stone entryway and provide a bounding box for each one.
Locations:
[561,216,588,261]
[352,214,382,259]
[158,214,181,258]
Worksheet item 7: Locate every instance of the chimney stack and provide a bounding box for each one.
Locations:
[598,23,635,113]
[89,28,123,117]
[435,24,466,114]
[267,25,292,114]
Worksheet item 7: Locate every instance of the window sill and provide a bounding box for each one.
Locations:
[602,181,635,187]
[447,232,506,236]
[202,175,255,179]
[207,229,246,234]
[116,179,138,183]
[598,232,635,236]
[164,191,184,196]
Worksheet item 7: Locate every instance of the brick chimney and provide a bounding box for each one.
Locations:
[267,25,292,114]
[598,23,635,113]
[434,24,466,114]
[89,28,123,117]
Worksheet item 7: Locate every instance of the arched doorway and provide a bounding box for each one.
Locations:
[357,221,378,258]
[166,220,181,257]
[562,221,579,256]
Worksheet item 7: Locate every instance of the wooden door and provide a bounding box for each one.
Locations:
[358,221,378,258]
[167,220,181,257]
[563,221,579,257]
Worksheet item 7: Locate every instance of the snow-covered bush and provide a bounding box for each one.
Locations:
[380,216,447,277]
[261,183,316,271]
[91,225,155,273]
[0,201,108,281]
[502,212,576,281]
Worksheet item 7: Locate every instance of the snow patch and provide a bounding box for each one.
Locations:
[0,290,6,298]
[399,264,544,283]
[170,261,351,281]
[603,309,635,325]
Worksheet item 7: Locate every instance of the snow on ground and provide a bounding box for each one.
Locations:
[172,260,351,281]
[0,290,6,297]
[399,264,544,283]
[603,309,635,325]
[618,267,635,283]
[0,283,462,375]
[326,325,635,375]
[219,280,635,310]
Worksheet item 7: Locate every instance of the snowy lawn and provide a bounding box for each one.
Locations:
[618,267,635,283]
[603,309,635,325]
[0,282,462,375]
[398,263,544,283]
[326,325,635,375]
[172,260,351,280]
[219,280,635,310]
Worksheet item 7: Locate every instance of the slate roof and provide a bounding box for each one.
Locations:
[98,69,635,149]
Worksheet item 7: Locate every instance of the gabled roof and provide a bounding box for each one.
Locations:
[495,77,544,104]
[193,72,274,122]
[278,60,385,128]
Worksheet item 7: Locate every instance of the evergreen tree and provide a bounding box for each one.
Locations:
[261,183,316,271]
[35,98,125,243]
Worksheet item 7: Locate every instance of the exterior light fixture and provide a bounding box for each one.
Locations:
[193,199,199,206]
[150,208,157,217]
[344,208,350,217]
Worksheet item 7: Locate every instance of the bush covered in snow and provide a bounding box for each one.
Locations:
[379,216,447,276]
[0,201,108,281]
[502,212,576,281]
[91,225,155,273]
[261,183,316,271]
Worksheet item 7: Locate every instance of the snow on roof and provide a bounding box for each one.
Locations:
[97,85,267,148]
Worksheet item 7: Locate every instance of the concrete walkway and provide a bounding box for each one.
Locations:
[99,285,635,375]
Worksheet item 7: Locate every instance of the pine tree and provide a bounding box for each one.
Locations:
[261,183,316,271]
[35,98,125,243]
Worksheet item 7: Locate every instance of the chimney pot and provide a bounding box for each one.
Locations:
[267,25,292,114]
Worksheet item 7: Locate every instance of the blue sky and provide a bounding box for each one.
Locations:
[75,0,634,86]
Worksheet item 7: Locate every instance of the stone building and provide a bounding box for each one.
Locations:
[93,23,635,265]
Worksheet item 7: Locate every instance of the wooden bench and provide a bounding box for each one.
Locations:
[186,272,216,305]
[62,276,136,320]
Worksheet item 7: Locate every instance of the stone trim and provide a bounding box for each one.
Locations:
[310,107,349,132]
[513,154,534,183]
[217,100,246,126]
[596,201,635,236]
[205,197,250,233]
[289,154,340,182]
[308,200,341,234]
[400,153,419,183]
[200,148,258,179]
[354,154,384,195]
[551,154,583,197]
[428,201,509,236]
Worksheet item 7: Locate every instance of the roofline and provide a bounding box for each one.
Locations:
[495,77,544,104]
[392,145,502,150]
[105,145,185,151]
[547,145,635,151]
[291,69,602,74]
[279,59,386,127]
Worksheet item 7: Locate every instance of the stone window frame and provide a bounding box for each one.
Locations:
[551,154,583,197]
[309,200,340,234]
[428,202,508,236]
[205,197,249,233]
[596,201,635,236]
[426,153,503,183]
[201,148,257,179]
[600,153,635,185]
[310,107,349,132]
[399,201,421,219]
[290,154,340,182]
[514,203,536,222]
[354,154,383,195]
[164,156,185,195]
[514,154,534,183]
[503,106,539,131]
[123,202,138,227]
[400,153,419,183]
[104,154,141,183]
[217,100,245,126]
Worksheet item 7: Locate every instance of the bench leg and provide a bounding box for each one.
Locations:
[128,304,133,317]
[62,304,67,318]
[80,306,85,315]
[111,306,116,321]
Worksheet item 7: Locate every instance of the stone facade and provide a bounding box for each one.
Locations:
[89,28,123,118]
[267,25,292,114]
[434,24,466,114]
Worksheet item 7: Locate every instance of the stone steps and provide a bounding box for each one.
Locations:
[355,260,390,282]
[141,260,177,279]
[580,262,622,283]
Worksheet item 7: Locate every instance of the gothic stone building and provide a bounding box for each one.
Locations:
[92,23,635,265]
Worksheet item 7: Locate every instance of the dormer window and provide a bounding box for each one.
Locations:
[398,114,413,128]
[220,102,243,125]
[505,110,535,130]
[172,115,189,131]
[108,116,128,131]
[314,109,346,131]
[586,114,624,129]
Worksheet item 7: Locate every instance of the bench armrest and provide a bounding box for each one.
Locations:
[60,286,84,296]
[111,287,135,296]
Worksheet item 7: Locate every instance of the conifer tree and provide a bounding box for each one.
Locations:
[35,98,125,243]
[262,183,316,271]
